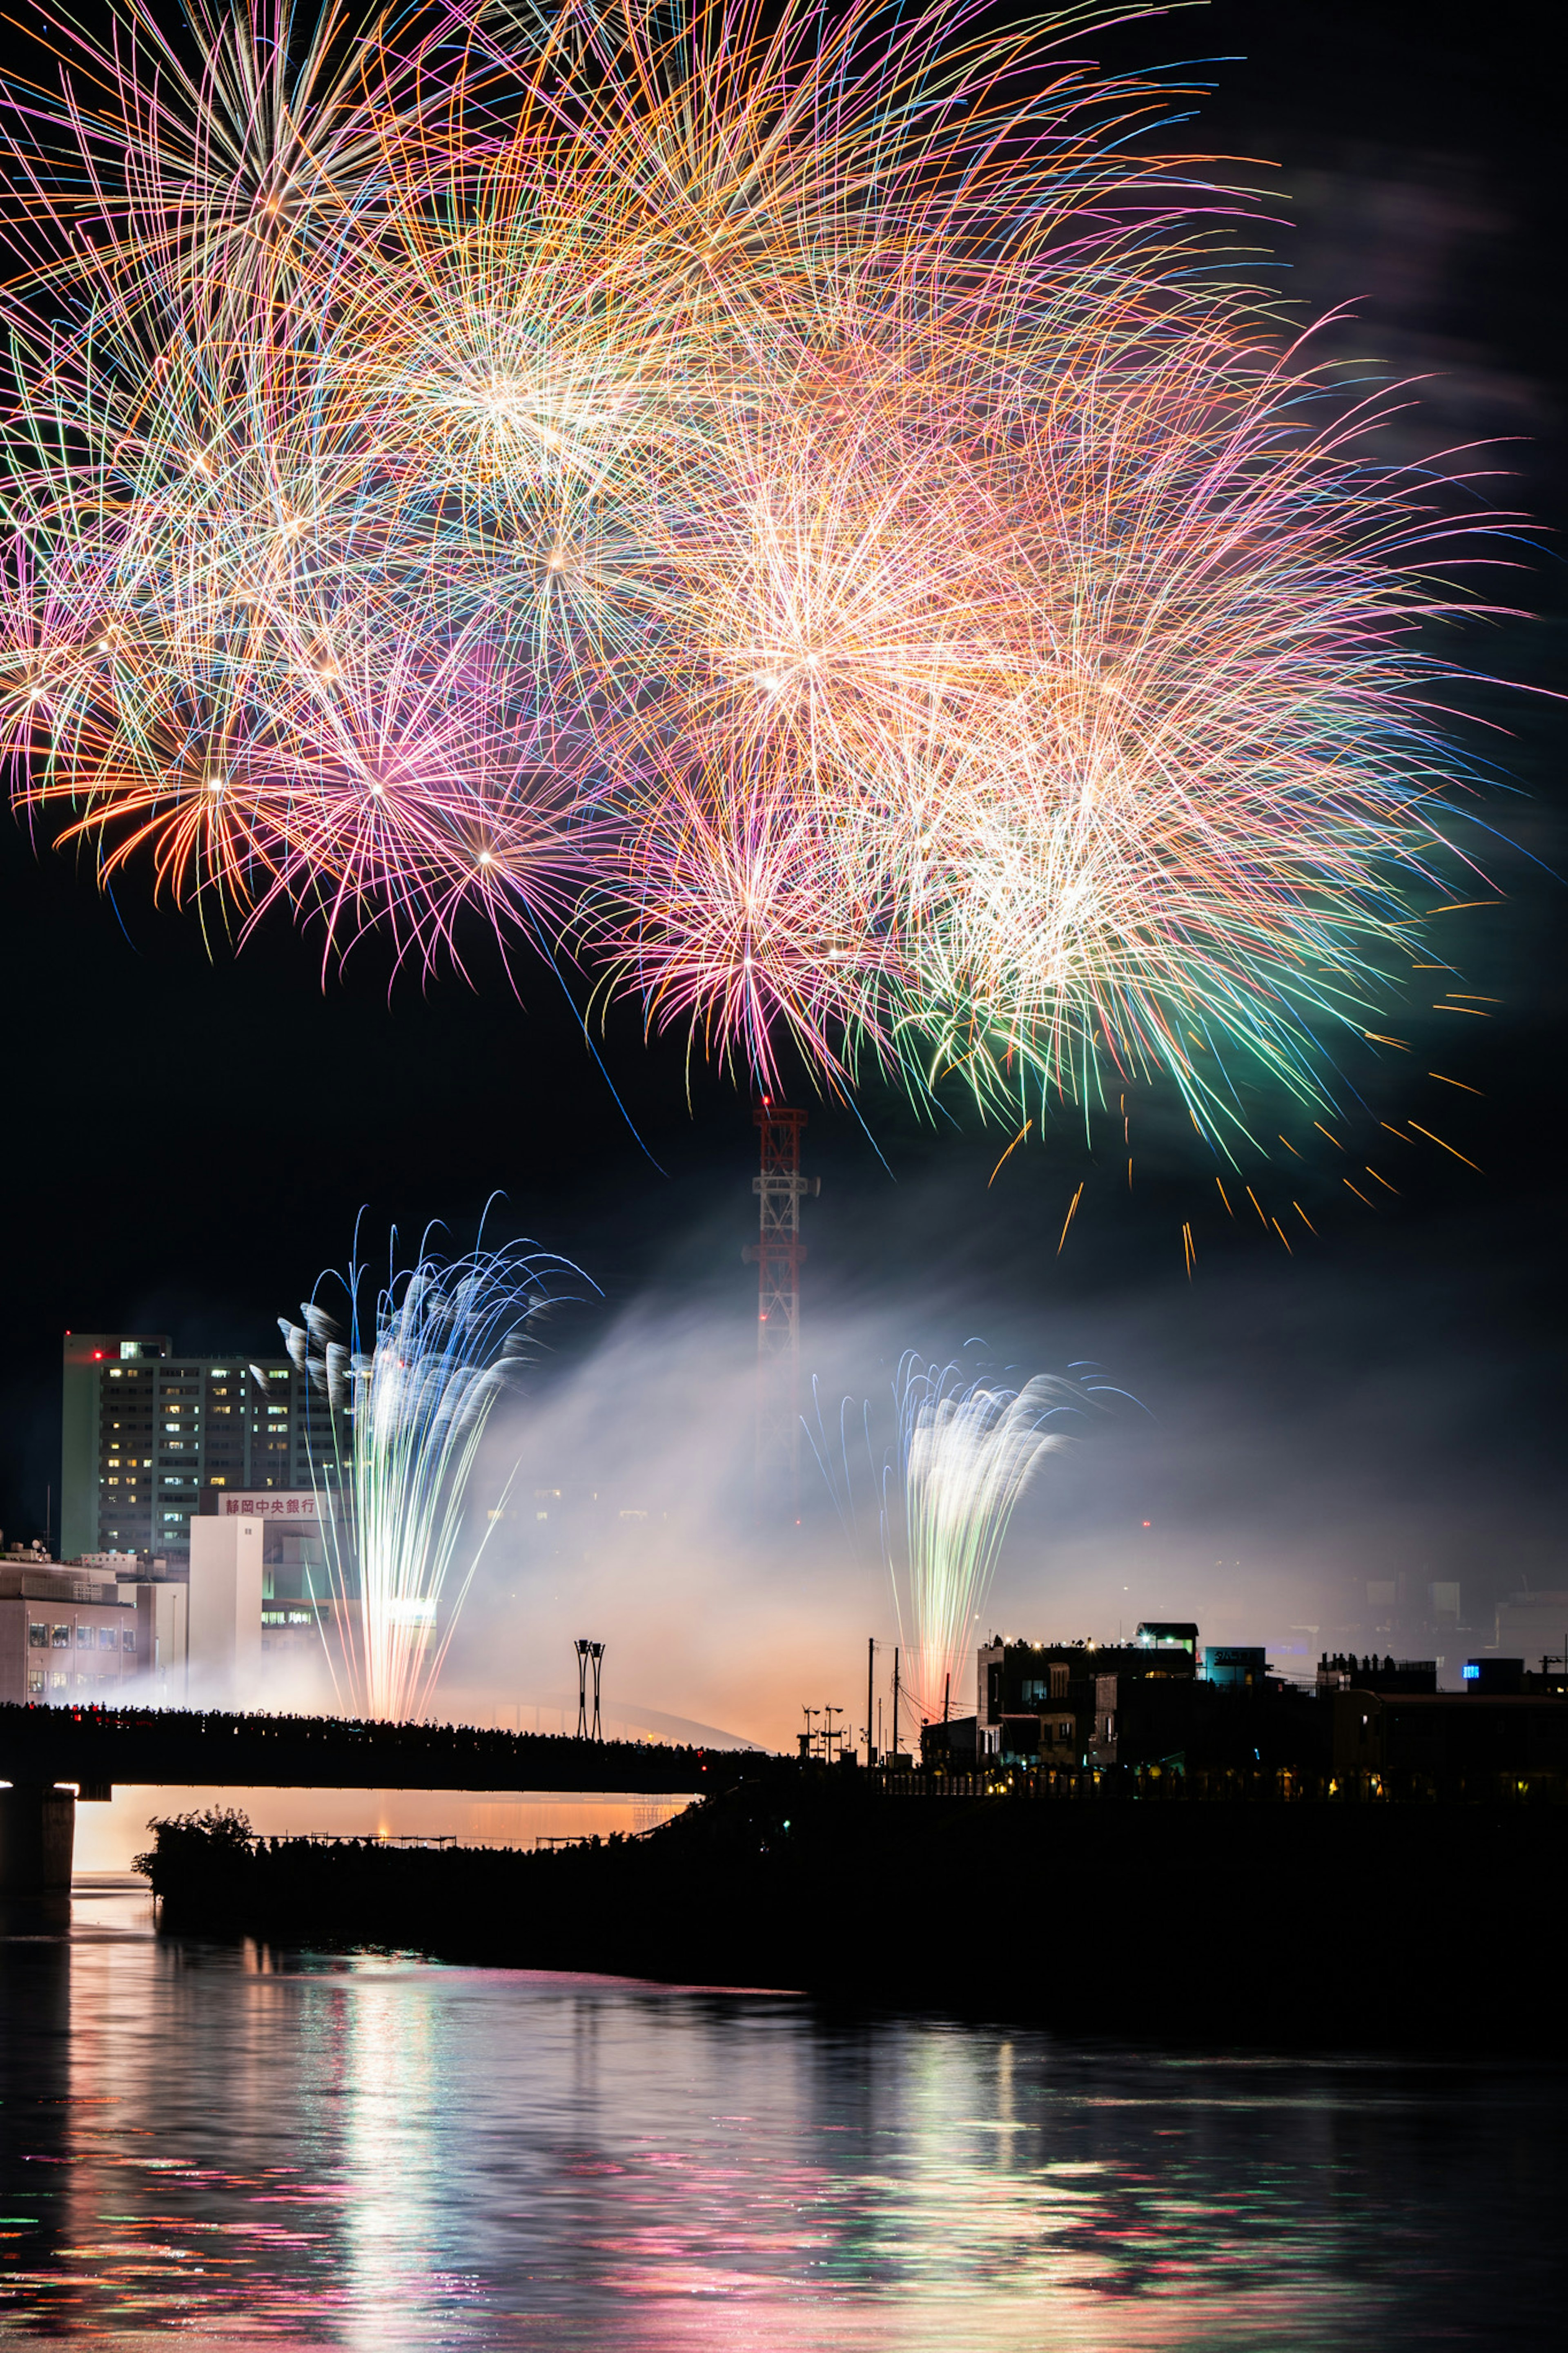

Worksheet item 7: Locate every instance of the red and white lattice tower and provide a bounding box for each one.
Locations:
[743,1100,819,1516]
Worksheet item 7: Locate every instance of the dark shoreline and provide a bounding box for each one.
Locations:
[141,1773,1568,2050]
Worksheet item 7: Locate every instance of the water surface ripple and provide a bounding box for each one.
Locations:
[1,1883,1561,2347]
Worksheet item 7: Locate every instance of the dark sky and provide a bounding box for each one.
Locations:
[1,0,1562,1650]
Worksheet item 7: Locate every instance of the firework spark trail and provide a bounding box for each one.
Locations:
[890,1359,1085,1720]
[0,0,1522,1156]
[281,1226,592,1720]
[811,1357,1104,1723]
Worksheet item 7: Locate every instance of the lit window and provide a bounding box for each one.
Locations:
[52,1625,69,1648]
[28,1622,47,1648]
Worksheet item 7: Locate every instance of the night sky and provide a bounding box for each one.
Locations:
[2,2,1562,1676]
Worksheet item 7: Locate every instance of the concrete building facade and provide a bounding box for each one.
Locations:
[0,1563,142,1704]
[187,1518,265,1707]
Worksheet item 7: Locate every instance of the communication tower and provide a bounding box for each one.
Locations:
[742,1100,819,1515]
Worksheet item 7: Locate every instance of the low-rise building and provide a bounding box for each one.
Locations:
[1317,1653,1437,1695]
[0,1563,141,1704]
[976,1625,1199,1766]
[1334,1688,1568,1784]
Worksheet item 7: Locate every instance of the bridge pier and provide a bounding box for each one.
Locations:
[0,1784,76,1894]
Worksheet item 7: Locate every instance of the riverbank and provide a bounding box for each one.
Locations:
[140,1770,1568,2046]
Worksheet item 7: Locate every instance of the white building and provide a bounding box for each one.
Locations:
[187,1517,264,1707]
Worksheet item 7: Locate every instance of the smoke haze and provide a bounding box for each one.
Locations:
[434,1163,1564,1749]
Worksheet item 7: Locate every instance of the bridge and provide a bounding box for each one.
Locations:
[0,1704,769,1892]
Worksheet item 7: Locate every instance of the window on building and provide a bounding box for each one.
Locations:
[50,1671,67,1690]
[123,1630,136,1653]
[28,1622,47,1648]
[76,1624,94,1647]
[27,1670,45,1696]
[52,1624,70,1648]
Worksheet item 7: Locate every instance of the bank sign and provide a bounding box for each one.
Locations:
[214,1491,323,1521]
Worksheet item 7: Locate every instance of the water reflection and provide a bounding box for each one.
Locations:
[0,1882,1562,2347]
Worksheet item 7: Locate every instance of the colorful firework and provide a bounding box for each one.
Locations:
[280,1225,590,1720]
[0,0,1518,1160]
[812,1356,1114,1721]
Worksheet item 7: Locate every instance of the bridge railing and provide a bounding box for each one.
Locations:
[0,1702,771,1794]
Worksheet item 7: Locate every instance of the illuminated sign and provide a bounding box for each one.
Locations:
[214,1490,323,1520]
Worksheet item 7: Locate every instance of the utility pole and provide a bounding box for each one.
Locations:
[866,1635,877,1766]
[742,1100,819,1519]
[891,1646,900,1764]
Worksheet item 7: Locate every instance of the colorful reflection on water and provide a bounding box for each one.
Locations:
[1,1881,1562,2347]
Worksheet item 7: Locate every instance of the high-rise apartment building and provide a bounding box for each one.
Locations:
[62,1332,342,1567]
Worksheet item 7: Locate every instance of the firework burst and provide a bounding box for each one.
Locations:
[0,0,1520,1163]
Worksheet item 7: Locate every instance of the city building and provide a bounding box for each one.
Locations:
[62,1331,344,1568]
[188,1518,264,1707]
[1203,1645,1269,1688]
[1316,1653,1438,1695]
[973,1625,1200,1767]
[1087,1666,1326,1773]
[1490,1592,1568,1673]
[0,1561,141,1704]
[923,1627,1568,1786]
[209,1490,348,1667]
[1333,1685,1568,1784]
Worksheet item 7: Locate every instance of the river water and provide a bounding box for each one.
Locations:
[1,1880,1562,2349]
